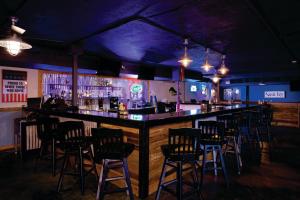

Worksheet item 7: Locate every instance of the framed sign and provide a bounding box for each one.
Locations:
[264,91,285,98]
[2,70,28,102]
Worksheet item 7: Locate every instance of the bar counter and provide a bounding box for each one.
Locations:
[32,104,258,198]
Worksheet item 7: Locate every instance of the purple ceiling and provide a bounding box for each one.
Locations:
[0,0,299,78]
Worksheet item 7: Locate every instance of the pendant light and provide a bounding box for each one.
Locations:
[178,38,193,67]
[0,17,32,56]
[218,54,229,75]
[212,74,221,83]
[201,48,214,72]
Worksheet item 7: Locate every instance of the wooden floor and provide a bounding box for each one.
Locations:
[0,126,300,200]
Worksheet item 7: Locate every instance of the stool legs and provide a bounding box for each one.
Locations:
[123,158,134,200]
[96,159,134,200]
[52,138,56,176]
[155,159,167,200]
[176,161,183,200]
[57,152,68,192]
[202,145,229,187]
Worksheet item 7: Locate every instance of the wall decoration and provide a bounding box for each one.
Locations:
[2,70,27,102]
[264,91,285,98]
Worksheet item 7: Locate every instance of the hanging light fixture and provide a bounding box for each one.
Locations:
[0,17,32,56]
[201,48,214,72]
[212,74,221,83]
[178,38,193,67]
[218,54,229,75]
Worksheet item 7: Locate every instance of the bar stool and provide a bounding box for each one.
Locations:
[35,117,60,176]
[155,128,202,200]
[91,128,135,200]
[57,121,98,195]
[217,114,242,174]
[197,121,229,187]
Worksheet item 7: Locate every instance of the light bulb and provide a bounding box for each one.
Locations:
[7,40,21,56]
[202,60,214,72]
[212,75,220,83]
[178,56,193,67]
[218,65,229,75]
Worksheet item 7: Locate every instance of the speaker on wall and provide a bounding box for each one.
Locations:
[138,65,155,80]
[290,80,300,91]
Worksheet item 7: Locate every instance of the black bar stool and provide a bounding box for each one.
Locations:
[198,121,229,187]
[155,128,203,200]
[91,128,135,200]
[56,121,98,195]
[35,117,60,176]
[217,114,242,174]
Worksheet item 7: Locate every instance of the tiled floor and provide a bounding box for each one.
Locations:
[0,126,300,200]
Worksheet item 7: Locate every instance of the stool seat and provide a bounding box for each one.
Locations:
[161,144,202,162]
[95,143,135,161]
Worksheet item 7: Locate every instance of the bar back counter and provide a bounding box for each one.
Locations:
[27,104,258,198]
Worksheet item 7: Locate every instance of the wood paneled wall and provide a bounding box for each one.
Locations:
[270,103,300,128]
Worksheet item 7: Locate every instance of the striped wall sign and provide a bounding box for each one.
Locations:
[2,70,27,103]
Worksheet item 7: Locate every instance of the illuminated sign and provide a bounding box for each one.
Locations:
[264,91,285,98]
[130,84,143,94]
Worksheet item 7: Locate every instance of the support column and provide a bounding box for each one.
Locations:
[72,54,78,106]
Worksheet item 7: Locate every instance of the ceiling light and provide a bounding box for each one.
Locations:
[0,17,32,56]
[212,74,221,83]
[291,60,297,64]
[178,39,193,67]
[201,48,214,72]
[218,55,229,75]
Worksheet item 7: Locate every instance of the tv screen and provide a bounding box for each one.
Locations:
[290,80,300,91]
[138,66,155,80]
[190,85,197,92]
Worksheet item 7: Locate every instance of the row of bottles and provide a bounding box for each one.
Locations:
[42,73,124,105]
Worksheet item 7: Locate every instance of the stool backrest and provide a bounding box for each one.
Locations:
[36,117,60,139]
[92,128,125,160]
[197,121,225,140]
[217,114,238,131]
[168,128,201,159]
[92,128,123,146]
[58,121,85,141]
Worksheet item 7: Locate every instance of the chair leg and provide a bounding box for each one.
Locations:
[52,138,56,176]
[34,141,45,172]
[218,146,229,188]
[212,146,218,176]
[79,147,85,195]
[97,160,109,200]
[192,161,202,199]
[176,161,183,200]
[57,152,68,192]
[123,158,134,200]
[201,145,207,187]
[155,158,167,200]
[96,159,104,200]
[233,136,241,175]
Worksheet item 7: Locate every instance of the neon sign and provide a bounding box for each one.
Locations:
[130,84,143,94]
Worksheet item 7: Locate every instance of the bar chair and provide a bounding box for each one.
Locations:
[35,117,60,176]
[155,128,203,200]
[197,121,229,187]
[91,128,135,200]
[56,121,98,195]
[217,114,242,174]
